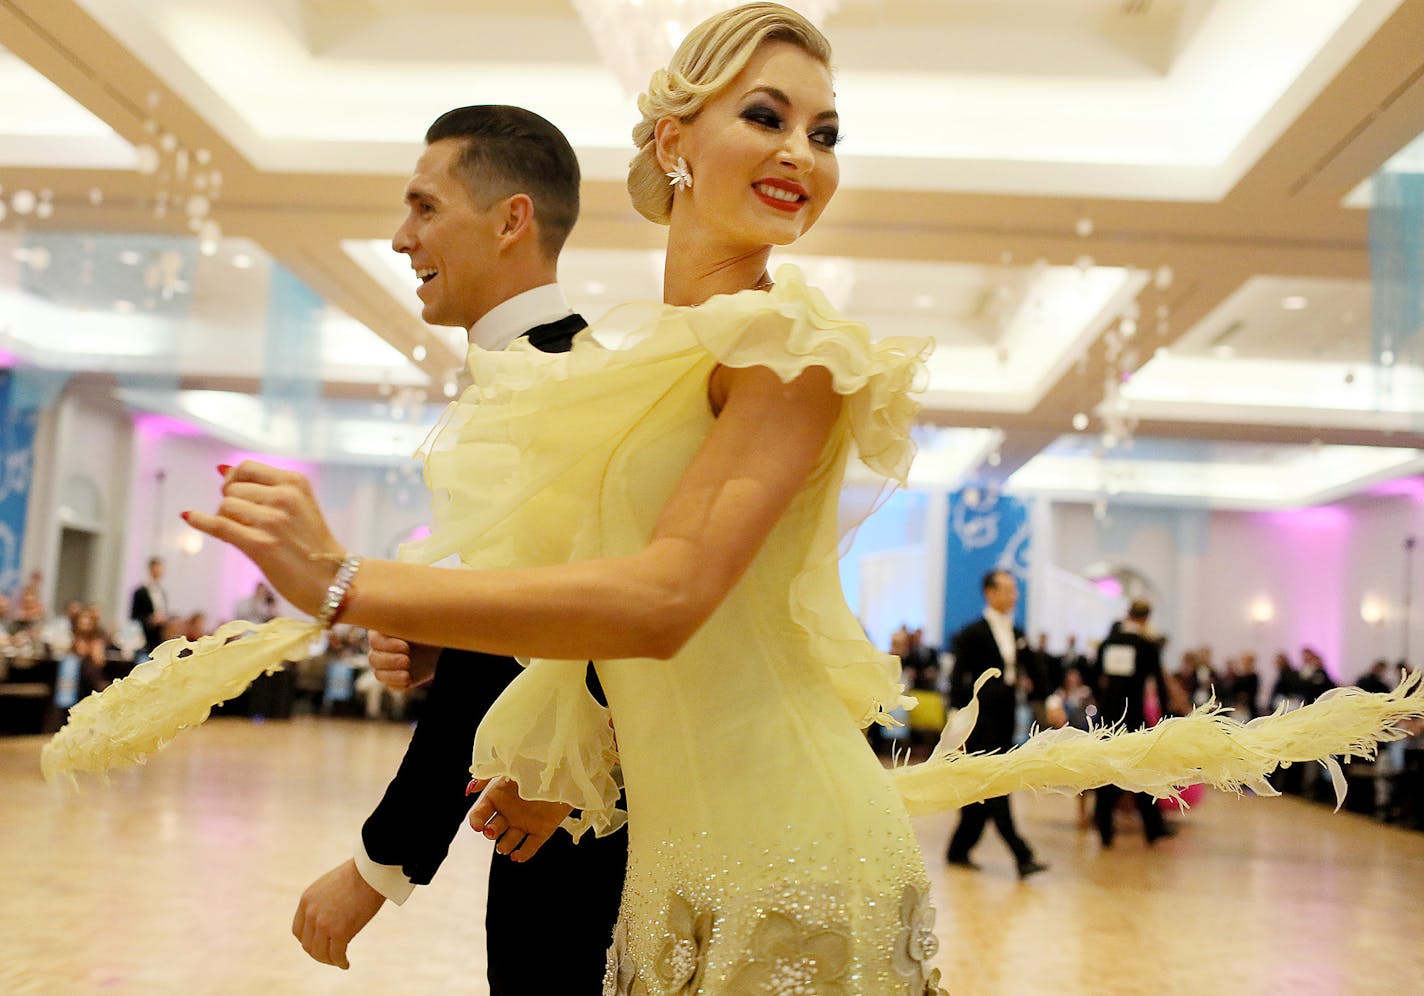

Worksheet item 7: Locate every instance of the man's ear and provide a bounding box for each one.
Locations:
[653,117,684,174]
[495,193,536,249]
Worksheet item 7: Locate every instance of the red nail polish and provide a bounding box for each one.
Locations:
[180,510,191,522]
[465,779,479,796]
[216,464,232,475]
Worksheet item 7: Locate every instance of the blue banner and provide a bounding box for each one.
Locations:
[942,485,1030,638]
[1370,170,1424,425]
[0,371,40,596]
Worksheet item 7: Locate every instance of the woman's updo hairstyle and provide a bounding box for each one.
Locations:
[628,2,832,224]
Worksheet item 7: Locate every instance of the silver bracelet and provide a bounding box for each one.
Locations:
[316,553,362,629]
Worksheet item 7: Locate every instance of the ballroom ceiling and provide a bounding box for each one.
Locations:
[1,0,1423,504]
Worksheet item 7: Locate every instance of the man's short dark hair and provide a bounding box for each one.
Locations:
[982,569,1012,593]
[147,557,162,570]
[425,105,580,258]
[1128,599,1152,621]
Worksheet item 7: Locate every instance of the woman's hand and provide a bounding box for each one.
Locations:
[183,461,346,616]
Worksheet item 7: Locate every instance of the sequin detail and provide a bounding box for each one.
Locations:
[727,910,852,994]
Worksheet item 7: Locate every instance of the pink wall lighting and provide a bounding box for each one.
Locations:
[132,412,208,440]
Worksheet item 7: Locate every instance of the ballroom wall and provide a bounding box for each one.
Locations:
[24,388,432,629]
[1047,493,1424,688]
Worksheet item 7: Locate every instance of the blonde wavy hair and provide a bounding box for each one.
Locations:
[628,3,833,224]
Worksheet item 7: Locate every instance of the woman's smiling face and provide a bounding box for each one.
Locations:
[665,40,840,251]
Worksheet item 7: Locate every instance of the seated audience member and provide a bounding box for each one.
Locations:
[1231,651,1262,718]
[182,612,209,642]
[1056,667,1095,731]
[1270,651,1301,709]
[1297,647,1337,704]
[1357,659,1393,695]
[234,581,279,624]
[14,589,44,627]
[71,605,112,696]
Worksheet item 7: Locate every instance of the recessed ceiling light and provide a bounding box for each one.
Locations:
[118,250,143,265]
[231,253,254,269]
[1213,344,1235,359]
[583,280,606,296]
[412,344,427,362]
[1281,295,1309,310]
[912,294,934,309]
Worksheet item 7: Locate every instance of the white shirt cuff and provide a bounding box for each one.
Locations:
[353,837,416,906]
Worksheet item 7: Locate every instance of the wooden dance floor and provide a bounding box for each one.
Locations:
[5,717,1422,994]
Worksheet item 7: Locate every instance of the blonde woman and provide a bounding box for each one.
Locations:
[186,7,945,990]
[169,4,1418,993]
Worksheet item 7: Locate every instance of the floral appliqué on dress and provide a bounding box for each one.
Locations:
[603,920,649,996]
[654,893,713,992]
[727,909,853,995]
[892,884,946,994]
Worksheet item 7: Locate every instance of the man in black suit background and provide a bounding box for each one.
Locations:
[945,569,1047,878]
[1093,599,1172,846]
[128,556,168,655]
[289,106,626,991]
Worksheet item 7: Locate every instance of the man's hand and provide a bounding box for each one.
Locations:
[468,777,573,862]
[369,631,440,690]
[292,859,386,970]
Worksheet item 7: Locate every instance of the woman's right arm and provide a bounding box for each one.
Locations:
[187,363,842,662]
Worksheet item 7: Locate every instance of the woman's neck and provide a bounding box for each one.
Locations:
[662,225,772,306]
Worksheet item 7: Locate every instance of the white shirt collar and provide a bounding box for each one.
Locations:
[467,283,573,351]
[983,607,1014,630]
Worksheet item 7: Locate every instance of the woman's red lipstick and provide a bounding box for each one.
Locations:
[752,177,807,212]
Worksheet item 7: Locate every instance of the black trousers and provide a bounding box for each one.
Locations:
[947,796,1034,865]
[1094,784,1166,845]
[486,822,628,994]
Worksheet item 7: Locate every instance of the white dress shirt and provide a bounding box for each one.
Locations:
[355,281,573,906]
[983,607,1018,686]
[467,282,574,351]
[145,582,167,618]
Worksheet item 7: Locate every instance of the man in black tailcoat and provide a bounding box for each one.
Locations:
[1093,599,1172,846]
[128,556,168,654]
[945,569,1047,878]
[289,106,625,992]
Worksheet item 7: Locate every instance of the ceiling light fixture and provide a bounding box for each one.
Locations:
[1281,295,1309,310]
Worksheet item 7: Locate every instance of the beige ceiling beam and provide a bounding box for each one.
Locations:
[0,0,249,168]
[1227,0,1424,207]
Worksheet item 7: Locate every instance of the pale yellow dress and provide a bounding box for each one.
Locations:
[406,266,946,994]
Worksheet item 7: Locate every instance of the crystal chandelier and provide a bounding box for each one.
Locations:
[572,0,840,96]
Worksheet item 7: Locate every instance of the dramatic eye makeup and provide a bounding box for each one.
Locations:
[738,92,841,149]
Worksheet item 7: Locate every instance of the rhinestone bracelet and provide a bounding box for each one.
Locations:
[316,553,362,629]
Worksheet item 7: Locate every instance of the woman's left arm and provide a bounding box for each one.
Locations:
[186,364,842,661]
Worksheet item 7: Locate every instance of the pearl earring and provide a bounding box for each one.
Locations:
[665,156,693,191]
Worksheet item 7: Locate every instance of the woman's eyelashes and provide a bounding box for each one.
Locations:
[739,105,840,149]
